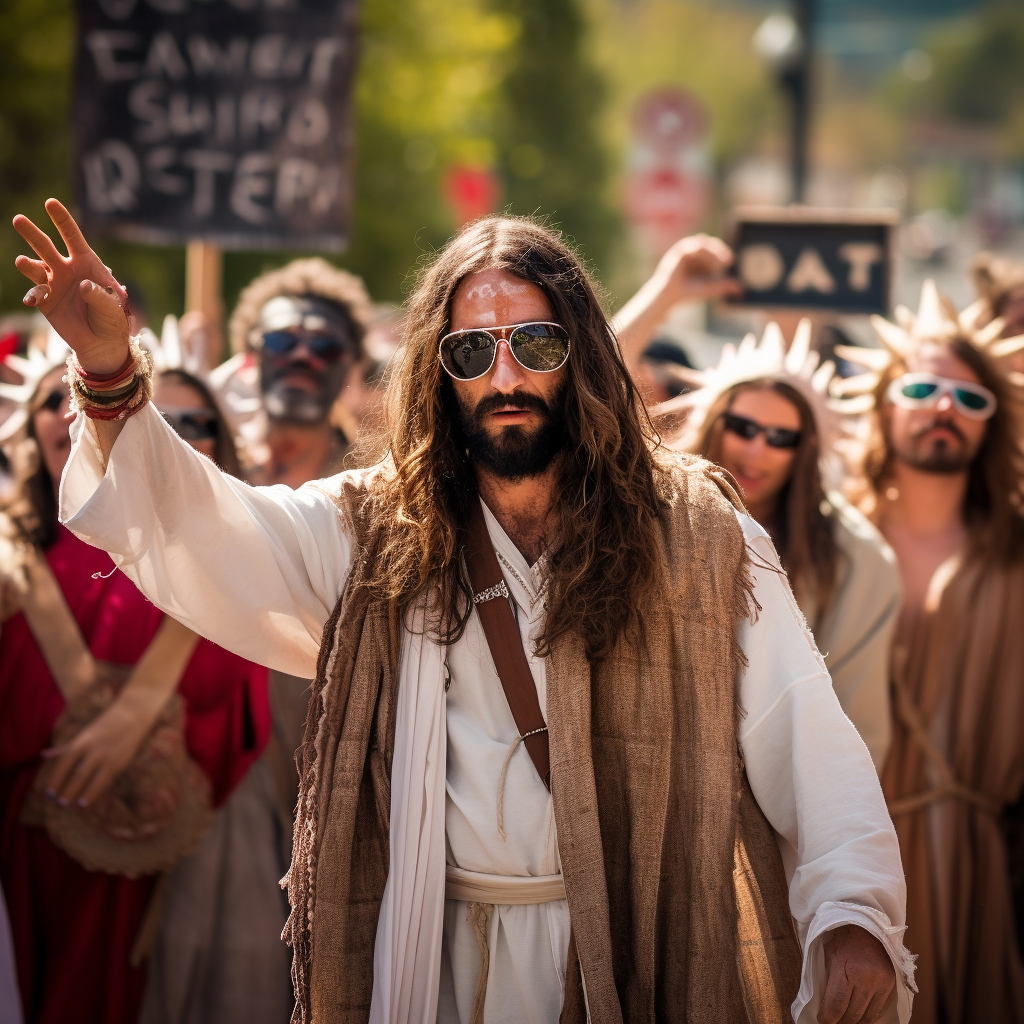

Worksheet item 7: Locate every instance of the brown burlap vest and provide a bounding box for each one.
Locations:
[284,455,801,1023]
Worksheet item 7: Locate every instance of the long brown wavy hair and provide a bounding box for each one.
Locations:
[852,337,1024,560]
[691,380,838,616]
[357,216,669,661]
[3,366,65,550]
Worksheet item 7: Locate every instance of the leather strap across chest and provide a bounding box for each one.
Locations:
[463,499,550,790]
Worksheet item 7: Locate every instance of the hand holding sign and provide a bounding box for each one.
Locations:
[614,233,741,374]
[13,199,130,375]
[653,234,744,306]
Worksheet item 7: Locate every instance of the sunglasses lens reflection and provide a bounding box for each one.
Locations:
[441,331,497,380]
[261,331,297,355]
[900,382,939,401]
[509,324,570,372]
[956,388,990,412]
[40,390,65,413]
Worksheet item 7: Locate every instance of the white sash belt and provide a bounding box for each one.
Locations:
[444,866,566,905]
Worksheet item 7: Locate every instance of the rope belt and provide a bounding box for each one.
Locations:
[887,658,1001,819]
[444,866,566,905]
[445,867,566,1024]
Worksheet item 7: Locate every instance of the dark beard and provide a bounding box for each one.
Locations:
[456,385,568,481]
[263,382,335,424]
[895,419,975,474]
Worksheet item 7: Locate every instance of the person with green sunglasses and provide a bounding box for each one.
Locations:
[843,279,1024,1024]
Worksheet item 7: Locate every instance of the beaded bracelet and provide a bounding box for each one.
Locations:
[67,335,154,422]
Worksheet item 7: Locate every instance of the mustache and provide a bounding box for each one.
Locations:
[473,391,553,419]
[911,418,966,443]
[268,359,323,380]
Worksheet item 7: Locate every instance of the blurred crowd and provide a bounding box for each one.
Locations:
[1,231,1024,1024]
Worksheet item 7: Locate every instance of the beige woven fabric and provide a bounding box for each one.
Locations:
[882,552,1024,1024]
[283,455,801,1023]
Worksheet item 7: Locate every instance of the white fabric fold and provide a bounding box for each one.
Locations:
[370,610,448,1024]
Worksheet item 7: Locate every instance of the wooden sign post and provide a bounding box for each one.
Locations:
[185,241,222,324]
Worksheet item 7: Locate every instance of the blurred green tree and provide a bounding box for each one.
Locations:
[927,3,1024,129]
[0,0,74,318]
[489,0,621,278]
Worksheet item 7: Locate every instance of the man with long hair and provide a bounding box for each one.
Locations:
[840,280,1024,1024]
[14,200,912,1023]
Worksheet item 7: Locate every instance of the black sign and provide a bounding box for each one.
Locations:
[728,207,897,315]
[75,0,357,251]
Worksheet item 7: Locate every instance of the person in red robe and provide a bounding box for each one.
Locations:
[0,361,271,1024]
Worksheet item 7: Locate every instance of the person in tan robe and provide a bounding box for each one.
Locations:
[14,200,912,1024]
[839,280,1024,1024]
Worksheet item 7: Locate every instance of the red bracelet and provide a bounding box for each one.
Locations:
[85,398,147,421]
[73,348,135,385]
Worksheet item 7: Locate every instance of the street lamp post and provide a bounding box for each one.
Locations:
[754,0,815,203]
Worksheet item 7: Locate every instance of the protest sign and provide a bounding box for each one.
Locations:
[728,207,898,314]
[75,0,357,251]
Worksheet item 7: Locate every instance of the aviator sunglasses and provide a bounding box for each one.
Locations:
[438,321,571,381]
[887,372,996,421]
[257,328,353,364]
[722,412,801,449]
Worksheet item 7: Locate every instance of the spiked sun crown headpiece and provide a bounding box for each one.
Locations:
[138,315,206,376]
[0,328,70,444]
[830,278,1024,409]
[651,318,843,454]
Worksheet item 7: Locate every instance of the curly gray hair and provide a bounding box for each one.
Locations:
[228,258,373,355]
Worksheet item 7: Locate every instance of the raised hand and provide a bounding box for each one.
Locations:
[13,199,131,375]
[652,233,743,306]
[613,232,742,374]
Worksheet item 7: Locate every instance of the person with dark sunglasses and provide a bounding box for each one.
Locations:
[20,202,911,1024]
[636,323,902,778]
[0,356,271,1024]
[223,258,372,489]
[153,368,241,478]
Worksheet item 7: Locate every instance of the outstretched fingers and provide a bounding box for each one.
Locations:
[45,198,91,256]
[81,279,126,320]
[14,255,49,286]
[12,214,63,266]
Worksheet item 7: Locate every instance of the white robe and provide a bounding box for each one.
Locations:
[59,405,915,1024]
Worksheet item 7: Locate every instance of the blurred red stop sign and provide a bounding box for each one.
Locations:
[445,166,500,225]
[624,168,709,236]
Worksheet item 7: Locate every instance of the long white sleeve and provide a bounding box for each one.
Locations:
[736,514,914,1024]
[59,403,353,677]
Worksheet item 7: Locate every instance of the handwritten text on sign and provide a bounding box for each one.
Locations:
[76,0,357,250]
[728,211,896,315]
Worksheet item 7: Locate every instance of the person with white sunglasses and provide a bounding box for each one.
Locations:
[839,280,1024,1024]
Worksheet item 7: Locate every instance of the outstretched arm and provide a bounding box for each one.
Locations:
[14,201,352,676]
[14,199,132,462]
[611,233,741,376]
